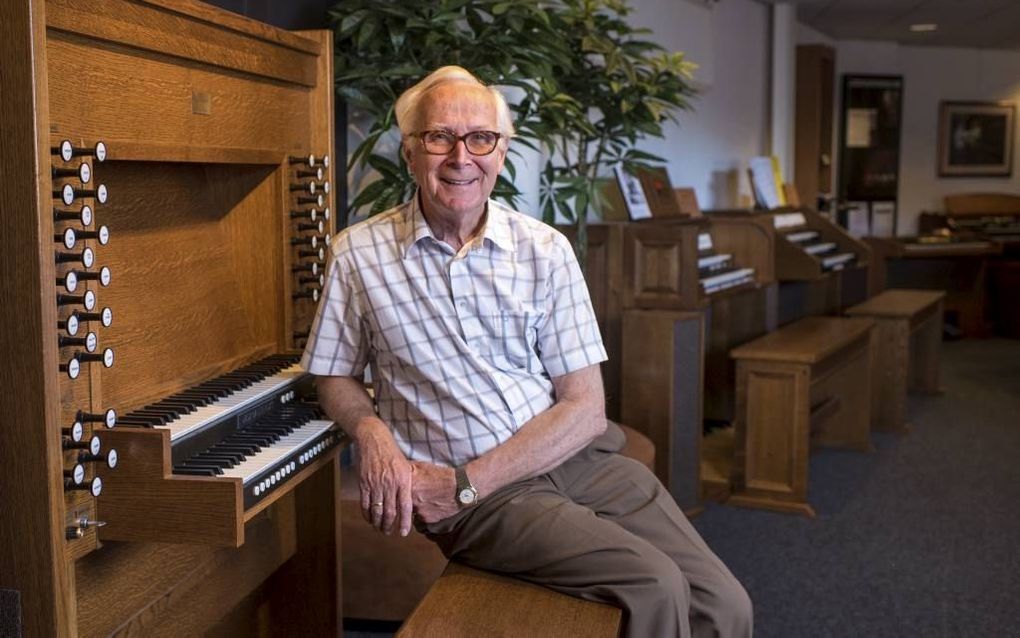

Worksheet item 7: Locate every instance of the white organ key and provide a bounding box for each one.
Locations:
[158,364,306,441]
[219,419,334,484]
[697,253,732,270]
[700,267,755,291]
[803,241,837,255]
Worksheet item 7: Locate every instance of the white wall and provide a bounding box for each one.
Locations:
[628,0,771,209]
[834,41,1020,235]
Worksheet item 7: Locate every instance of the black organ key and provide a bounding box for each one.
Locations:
[173,467,219,477]
[296,167,323,180]
[55,247,95,268]
[320,181,331,195]
[296,221,324,233]
[290,182,317,194]
[297,248,325,261]
[288,153,317,166]
[54,204,93,226]
[292,289,320,302]
[78,408,117,429]
[54,183,107,206]
[57,290,96,311]
[58,331,98,353]
[51,163,91,184]
[296,194,324,207]
[53,140,107,163]
[55,227,76,249]
[292,262,320,275]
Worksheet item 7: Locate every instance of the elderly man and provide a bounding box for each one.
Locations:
[302,66,751,637]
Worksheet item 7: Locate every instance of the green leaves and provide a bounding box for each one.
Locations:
[330,0,698,267]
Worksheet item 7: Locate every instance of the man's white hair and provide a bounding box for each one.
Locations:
[394,66,515,140]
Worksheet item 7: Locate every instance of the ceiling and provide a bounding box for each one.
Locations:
[788,0,1020,51]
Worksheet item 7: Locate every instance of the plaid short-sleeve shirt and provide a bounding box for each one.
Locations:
[300,196,607,467]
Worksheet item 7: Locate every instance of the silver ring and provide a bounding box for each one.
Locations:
[372,502,383,508]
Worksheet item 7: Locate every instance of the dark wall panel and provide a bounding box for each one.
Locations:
[205,0,331,30]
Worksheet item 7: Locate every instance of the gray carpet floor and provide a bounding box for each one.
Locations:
[347,338,1020,637]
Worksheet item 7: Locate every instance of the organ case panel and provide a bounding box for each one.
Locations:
[2,1,342,635]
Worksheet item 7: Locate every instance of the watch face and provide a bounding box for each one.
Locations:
[458,488,477,505]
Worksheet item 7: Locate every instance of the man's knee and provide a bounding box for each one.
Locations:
[701,572,753,637]
[626,552,692,612]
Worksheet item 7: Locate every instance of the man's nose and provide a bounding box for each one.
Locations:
[446,138,471,164]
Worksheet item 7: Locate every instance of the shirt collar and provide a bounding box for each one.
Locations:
[400,192,515,258]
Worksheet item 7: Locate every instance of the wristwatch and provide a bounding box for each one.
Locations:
[454,466,478,507]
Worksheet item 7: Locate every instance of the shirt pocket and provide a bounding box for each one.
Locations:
[486,309,540,373]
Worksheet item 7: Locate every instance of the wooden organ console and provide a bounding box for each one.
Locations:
[1,1,345,635]
[613,215,776,510]
[758,208,872,325]
[869,193,1019,337]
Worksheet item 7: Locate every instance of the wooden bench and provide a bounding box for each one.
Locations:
[397,562,622,637]
[846,289,945,432]
[728,316,875,517]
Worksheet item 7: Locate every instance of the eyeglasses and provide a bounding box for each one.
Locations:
[415,130,502,156]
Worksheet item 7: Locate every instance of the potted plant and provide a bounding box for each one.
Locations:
[330,0,697,264]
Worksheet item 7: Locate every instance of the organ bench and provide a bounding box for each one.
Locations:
[845,289,945,432]
[728,317,875,517]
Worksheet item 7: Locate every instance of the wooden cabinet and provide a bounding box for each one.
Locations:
[794,45,836,209]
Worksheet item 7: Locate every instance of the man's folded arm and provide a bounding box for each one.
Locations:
[465,362,607,501]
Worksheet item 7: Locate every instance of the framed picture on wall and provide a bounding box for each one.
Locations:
[937,101,1015,177]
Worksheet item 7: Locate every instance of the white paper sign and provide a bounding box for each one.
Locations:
[614,165,652,220]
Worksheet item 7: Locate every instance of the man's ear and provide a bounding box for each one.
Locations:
[402,142,413,172]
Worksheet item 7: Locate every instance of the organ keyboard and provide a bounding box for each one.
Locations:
[769,209,869,277]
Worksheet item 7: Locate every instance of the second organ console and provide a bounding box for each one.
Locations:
[2,1,343,635]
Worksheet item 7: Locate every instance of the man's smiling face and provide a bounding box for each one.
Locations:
[404,82,507,220]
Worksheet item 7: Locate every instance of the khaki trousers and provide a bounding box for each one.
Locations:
[422,424,753,637]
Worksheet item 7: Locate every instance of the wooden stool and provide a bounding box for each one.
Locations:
[396,563,622,637]
[846,289,945,432]
[729,316,875,516]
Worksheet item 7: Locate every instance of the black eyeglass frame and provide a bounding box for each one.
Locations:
[413,130,503,156]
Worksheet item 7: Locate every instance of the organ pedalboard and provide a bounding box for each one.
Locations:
[52,138,119,542]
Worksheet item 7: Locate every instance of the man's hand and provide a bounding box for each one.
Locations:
[357,422,414,536]
[410,461,459,524]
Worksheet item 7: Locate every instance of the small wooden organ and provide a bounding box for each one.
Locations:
[1,0,343,635]
[759,208,872,325]
[617,215,776,508]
